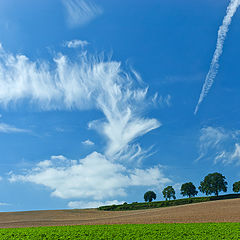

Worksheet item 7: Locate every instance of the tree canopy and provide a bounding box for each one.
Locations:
[144,191,156,202]
[162,186,176,200]
[180,182,198,198]
[233,181,240,193]
[199,172,227,196]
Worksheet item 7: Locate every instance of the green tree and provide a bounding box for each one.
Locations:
[162,186,176,200]
[144,191,156,202]
[180,182,198,198]
[199,172,227,196]
[233,181,240,193]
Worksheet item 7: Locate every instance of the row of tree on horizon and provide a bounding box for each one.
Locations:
[144,172,240,202]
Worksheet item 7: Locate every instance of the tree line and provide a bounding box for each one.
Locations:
[144,172,240,202]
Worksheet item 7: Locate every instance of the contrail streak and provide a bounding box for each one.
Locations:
[194,0,240,115]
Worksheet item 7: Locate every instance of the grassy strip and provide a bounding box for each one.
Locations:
[98,193,240,211]
[0,223,239,239]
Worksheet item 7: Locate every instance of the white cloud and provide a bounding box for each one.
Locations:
[197,126,240,165]
[199,126,227,150]
[112,144,155,165]
[82,139,94,146]
[51,155,67,161]
[165,95,172,107]
[0,202,10,206]
[129,167,169,186]
[97,115,160,157]
[0,44,160,161]
[0,123,29,133]
[153,93,172,107]
[1,43,164,204]
[64,40,89,48]
[130,68,143,85]
[231,143,240,160]
[197,126,229,162]
[0,176,2,181]
[195,0,240,114]
[220,143,240,165]
[68,200,124,209]
[37,160,52,168]
[62,0,102,28]
[9,152,171,200]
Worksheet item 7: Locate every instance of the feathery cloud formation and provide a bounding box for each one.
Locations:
[0,123,29,133]
[64,39,89,48]
[62,0,102,28]
[197,126,240,165]
[194,0,240,114]
[152,93,172,107]
[0,44,160,158]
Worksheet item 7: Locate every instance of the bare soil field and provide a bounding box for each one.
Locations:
[0,198,240,228]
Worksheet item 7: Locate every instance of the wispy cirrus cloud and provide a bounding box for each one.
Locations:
[197,126,240,165]
[152,93,172,108]
[9,152,171,201]
[195,0,240,114]
[62,0,102,28]
[0,44,160,159]
[0,123,29,133]
[64,39,89,48]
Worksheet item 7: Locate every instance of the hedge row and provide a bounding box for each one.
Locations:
[98,193,240,211]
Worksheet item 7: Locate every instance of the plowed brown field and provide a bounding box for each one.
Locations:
[0,198,240,228]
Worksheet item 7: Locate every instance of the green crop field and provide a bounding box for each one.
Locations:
[0,223,239,239]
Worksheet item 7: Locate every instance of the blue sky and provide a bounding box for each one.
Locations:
[0,0,240,211]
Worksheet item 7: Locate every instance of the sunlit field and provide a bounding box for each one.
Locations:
[0,223,239,240]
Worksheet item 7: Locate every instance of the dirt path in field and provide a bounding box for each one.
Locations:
[0,198,240,228]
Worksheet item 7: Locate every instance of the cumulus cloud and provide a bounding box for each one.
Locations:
[0,123,29,133]
[195,0,240,114]
[64,40,89,48]
[0,44,160,160]
[197,126,240,165]
[68,200,124,209]
[9,152,171,200]
[82,139,94,146]
[62,0,102,28]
